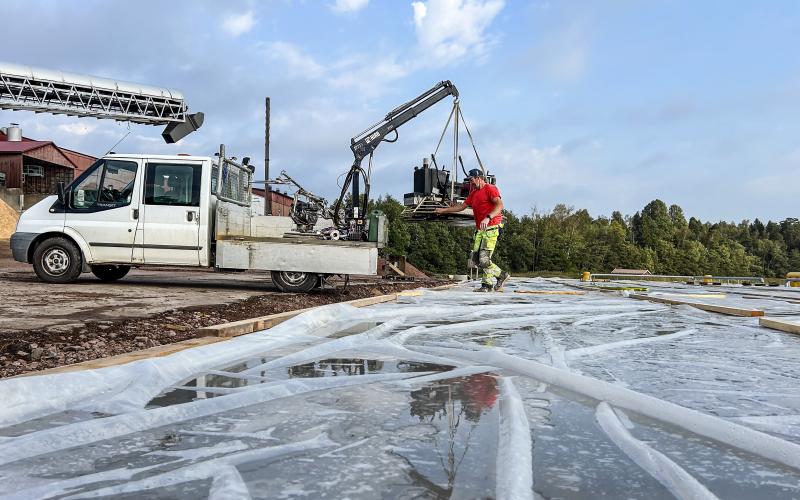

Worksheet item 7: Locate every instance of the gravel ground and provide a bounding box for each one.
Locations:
[0,279,447,378]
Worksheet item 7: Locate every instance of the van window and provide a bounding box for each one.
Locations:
[145,163,202,206]
[72,160,137,210]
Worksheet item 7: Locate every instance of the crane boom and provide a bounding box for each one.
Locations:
[335,80,459,237]
[350,80,459,163]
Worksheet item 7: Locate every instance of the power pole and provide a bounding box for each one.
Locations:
[265,97,271,216]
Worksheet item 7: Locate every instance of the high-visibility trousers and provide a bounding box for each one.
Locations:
[471,226,503,285]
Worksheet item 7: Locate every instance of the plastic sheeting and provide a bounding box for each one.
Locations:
[1,278,800,499]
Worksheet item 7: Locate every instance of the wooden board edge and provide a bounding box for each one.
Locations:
[14,337,226,378]
[759,317,800,335]
[628,293,764,317]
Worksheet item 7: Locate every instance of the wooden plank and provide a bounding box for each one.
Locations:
[759,317,800,335]
[628,293,764,317]
[199,308,314,338]
[198,292,400,338]
[513,290,585,295]
[17,337,225,377]
[386,261,406,277]
[553,281,608,293]
[429,283,459,291]
[656,293,727,299]
[742,293,800,304]
[547,279,647,293]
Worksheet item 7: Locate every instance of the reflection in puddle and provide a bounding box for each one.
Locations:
[391,374,500,498]
[148,359,453,408]
[287,359,446,378]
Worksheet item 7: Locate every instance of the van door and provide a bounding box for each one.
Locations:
[140,161,202,265]
[65,158,141,263]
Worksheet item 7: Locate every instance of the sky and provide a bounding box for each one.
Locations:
[1,0,799,223]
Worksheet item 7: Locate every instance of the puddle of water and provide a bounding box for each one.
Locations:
[381,373,501,498]
[148,359,454,408]
[226,373,502,499]
[0,410,113,437]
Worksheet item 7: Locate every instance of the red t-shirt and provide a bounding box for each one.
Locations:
[465,184,502,229]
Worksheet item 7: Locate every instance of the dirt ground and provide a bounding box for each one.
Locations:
[0,242,448,378]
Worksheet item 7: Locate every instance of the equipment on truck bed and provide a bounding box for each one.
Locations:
[259,170,343,238]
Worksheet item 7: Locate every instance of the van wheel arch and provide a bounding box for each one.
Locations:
[28,232,85,264]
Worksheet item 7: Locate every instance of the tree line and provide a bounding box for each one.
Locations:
[371,197,800,278]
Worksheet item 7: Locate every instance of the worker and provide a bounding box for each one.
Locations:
[434,168,510,292]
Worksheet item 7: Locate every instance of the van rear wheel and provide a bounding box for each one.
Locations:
[32,237,83,284]
[91,265,131,282]
[270,271,318,293]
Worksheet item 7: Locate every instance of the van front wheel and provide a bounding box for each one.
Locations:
[32,237,83,284]
[270,271,318,293]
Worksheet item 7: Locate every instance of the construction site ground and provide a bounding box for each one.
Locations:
[0,242,446,378]
[2,278,800,498]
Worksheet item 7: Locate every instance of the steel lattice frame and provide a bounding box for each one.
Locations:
[0,70,186,125]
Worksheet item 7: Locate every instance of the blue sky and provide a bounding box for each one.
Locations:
[2,0,799,222]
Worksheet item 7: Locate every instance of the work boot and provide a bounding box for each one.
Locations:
[473,283,493,292]
[494,271,510,291]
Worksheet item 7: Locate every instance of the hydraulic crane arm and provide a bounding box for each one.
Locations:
[335,80,459,234]
[350,80,459,164]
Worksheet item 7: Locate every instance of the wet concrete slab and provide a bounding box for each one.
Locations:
[2,279,800,498]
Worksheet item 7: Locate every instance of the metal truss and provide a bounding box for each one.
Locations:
[0,65,186,125]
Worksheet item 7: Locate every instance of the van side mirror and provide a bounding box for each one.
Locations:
[57,182,66,205]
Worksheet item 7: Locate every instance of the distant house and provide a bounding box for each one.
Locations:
[611,268,651,275]
[251,187,293,216]
[0,124,95,207]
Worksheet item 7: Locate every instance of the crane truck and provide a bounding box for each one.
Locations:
[10,81,468,291]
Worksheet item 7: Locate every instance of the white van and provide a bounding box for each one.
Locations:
[10,146,384,292]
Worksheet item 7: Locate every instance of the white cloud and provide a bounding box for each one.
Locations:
[324,0,504,94]
[56,122,97,136]
[264,42,325,79]
[328,57,409,95]
[331,0,370,13]
[222,11,256,37]
[411,0,505,66]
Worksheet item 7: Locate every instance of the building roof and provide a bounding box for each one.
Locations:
[0,140,53,153]
[0,130,95,170]
[59,146,96,160]
[0,130,37,141]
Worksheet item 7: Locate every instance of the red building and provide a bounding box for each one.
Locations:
[251,186,293,216]
[0,124,95,196]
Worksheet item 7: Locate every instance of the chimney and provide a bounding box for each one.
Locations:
[7,123,22,142]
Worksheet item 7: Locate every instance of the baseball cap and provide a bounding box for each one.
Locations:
[468,168,484,178]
